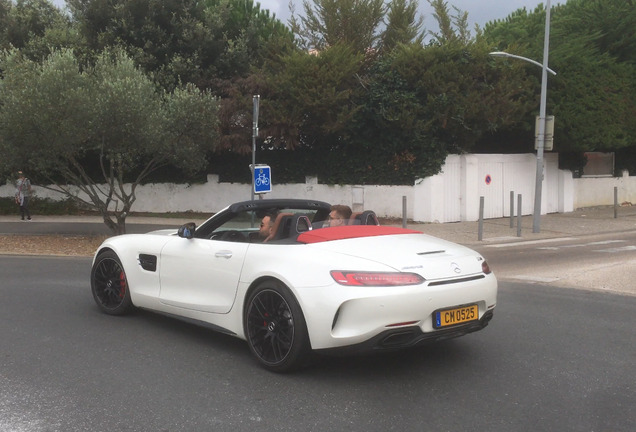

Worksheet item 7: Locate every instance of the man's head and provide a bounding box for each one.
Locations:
[259,210,278,239]
[328,204,352,227]
[17,171,24,178]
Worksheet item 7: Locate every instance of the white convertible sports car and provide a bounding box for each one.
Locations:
[91,199,497,372]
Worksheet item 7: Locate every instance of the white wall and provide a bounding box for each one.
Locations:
[1,174,413,218]
[574,170,636,207]
[4,154,636,222]
[411,153,568,222]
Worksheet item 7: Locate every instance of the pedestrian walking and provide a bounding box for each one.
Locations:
[15,170,32,221]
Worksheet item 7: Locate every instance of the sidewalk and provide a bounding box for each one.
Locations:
[2,205,636,246]
[407,205,636,246]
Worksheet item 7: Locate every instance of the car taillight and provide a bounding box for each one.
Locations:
[482,261,491,274]
[330,271,424,286]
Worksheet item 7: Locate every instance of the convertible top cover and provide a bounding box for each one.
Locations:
[297,225,422,244]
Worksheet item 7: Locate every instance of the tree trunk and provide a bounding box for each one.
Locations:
[101,212,127,235]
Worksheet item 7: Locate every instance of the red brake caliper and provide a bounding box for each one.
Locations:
[119,271,127,299]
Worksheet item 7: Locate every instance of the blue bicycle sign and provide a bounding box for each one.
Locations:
[255,172,269,187]
[253,165,271,194]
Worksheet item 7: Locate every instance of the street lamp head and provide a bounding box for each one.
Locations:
[488,51,557,76]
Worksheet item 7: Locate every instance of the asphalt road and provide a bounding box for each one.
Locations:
[1,255,635,432]
[474,230,636,296]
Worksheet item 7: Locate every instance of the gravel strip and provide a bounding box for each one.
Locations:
[0,235,108,257]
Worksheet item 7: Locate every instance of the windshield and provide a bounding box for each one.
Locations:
[195,205,325,243]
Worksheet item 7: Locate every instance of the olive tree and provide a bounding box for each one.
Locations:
[0,48,219,233]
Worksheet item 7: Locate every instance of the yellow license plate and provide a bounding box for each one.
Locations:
[434,304,479,328]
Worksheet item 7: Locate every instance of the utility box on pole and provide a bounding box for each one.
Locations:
[535,115,554,151]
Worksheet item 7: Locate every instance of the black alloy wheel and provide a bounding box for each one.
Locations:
[91,250,134,315]
[245,282,309,372]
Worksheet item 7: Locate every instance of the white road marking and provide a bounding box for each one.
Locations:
[588,240,626,246]
[486,237,579,248]
[498,238,635,253]
[508,275,561,283]
[595,245,636,253]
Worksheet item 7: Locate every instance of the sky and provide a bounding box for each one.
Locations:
[51,0,563,35]
[260,0,562,32]
[249,0,564,34]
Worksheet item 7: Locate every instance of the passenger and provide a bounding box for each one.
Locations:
[324,204,352,227]
[252,210,278,242]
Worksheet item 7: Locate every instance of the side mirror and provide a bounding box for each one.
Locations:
[177,222,196,239]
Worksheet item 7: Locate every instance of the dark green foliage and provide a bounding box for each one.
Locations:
[0,0,72,60]
[481,0,636,159]
[66,0,292,91]
[380,0,424,51]
[259,43,365,151]
[615,147,636,177]
[209,146,429,185]
[562,0,636,65]
[228,1,545,184]
[346,48,447,182]
[290,0,385,53]
[558,151,587,176]
[428,0,472,44]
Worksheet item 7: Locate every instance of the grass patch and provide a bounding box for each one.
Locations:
[0,197,86,216]
[0,197,214,219]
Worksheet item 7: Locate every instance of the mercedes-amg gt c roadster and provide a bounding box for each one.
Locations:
[91,199,497,372]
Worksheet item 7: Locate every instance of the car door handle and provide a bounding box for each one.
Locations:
[215,250,233,259]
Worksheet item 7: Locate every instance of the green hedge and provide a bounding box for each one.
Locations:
[0,197,86,216]
[209,146,436,185]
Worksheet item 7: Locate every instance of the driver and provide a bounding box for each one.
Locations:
[251,210,278,242]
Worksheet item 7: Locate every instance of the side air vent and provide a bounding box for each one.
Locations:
[138,254,157,272]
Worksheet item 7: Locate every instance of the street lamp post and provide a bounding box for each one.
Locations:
[489,0,553,233]
[251,95,260,201]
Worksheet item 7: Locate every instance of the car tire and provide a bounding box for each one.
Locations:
[244,280,310,373]
[91,250,134,315]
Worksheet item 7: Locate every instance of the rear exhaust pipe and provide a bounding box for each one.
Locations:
[481,310,494,327]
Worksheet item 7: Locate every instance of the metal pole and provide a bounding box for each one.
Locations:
[614,186,618,219]
[533,0,552,233]
[510,191,515,228]
[251,95,260,201]
[402,196,407,228]
[478,196,484,241]
[517,194,523,237]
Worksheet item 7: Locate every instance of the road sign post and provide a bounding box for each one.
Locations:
[251,95,260,201]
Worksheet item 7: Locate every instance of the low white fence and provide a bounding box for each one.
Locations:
[3,153,636,222]
[573,170,636,207]
[0,175,412,218]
